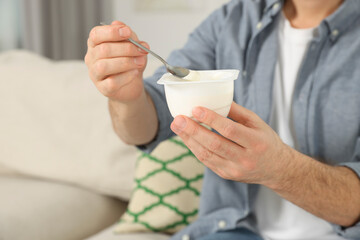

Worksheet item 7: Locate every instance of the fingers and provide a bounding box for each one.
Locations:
[111,20,124,25]
[93,41,148,61]
[110,21,140,42]
[228,102,261,128]
[88,24,130,47]
[88,22,141,48]
[171,116,243,159]
[192,106,254,147]
[91,56,147,81]
[86,21,149,77]
[85,21,148,102]
[175,130,228,178]
[171,117,245,180]
[97,69,142,98]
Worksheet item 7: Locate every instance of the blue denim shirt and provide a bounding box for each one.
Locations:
[140,0,360,239]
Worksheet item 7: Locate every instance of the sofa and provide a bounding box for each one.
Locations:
[0,50,170,240]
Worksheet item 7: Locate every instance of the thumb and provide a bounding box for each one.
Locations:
[111,20,125,26]
[110,20,140,41]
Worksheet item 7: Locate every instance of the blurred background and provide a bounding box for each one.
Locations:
[0,0,229,61]
[0,1,231,239]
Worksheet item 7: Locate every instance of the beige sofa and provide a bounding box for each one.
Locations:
[0,50,169,240]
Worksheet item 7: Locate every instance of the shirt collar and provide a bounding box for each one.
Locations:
[263,0,360,42]
[264,0,283,15]
[323,0,360,42]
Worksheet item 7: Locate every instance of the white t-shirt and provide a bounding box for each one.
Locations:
[254,14,345,240]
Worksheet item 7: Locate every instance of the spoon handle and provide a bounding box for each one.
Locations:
[128,38,168,67]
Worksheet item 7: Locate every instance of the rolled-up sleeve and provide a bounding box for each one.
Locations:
[334,137,360,239]
[137,2,230,153]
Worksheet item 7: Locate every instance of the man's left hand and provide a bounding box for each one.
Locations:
[170,102,293,187]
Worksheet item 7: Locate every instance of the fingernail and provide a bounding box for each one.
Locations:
[119,27,130,37]
[134,56,146,66]
[193,107,205,119]
[172,116,187,133]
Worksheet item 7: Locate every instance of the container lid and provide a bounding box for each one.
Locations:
[157,69,240,85]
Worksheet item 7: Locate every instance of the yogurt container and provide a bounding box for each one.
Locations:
[157,69,240,118]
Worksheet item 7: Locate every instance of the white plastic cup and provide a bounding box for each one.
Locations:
[157,70,240,118]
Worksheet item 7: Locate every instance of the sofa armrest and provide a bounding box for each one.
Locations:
[0,175,127,240]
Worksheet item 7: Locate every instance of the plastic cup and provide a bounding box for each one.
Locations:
[157,70,240,118]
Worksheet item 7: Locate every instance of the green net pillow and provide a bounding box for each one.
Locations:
[114,136,204,234]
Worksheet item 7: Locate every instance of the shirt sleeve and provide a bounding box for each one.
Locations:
[333,137,360,239]
[137,2,231,153]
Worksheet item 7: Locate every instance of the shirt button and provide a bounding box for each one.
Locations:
[256,22,263,29]
[332,29,339,37]
[182,234,190,240]
[273,3,280,10]
[242,71,247,77]
[218,220,227,229]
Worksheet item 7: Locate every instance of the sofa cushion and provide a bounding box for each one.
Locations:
[114,137,204,234]
[0,50,138,200]
[0,175,127,240]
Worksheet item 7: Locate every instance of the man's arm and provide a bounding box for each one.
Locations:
[108,89,158,145]
[84,21,159,145]
[271,150,360,227]
[170,102,360,227]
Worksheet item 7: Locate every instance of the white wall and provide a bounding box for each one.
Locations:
[0,0,21,51]
[112,0,230,74]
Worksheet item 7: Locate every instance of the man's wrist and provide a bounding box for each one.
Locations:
[264,145,312,192]
[108,87,149,121]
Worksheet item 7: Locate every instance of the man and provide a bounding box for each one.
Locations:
[85,0,360,239]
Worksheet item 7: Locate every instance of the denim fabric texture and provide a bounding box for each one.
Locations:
[197,227,263,240]
[139,0,360,239]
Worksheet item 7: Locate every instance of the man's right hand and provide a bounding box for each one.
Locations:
[85,21,149,102]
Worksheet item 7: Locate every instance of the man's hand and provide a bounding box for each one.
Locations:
[85,21,149,102]
[85,21,158,146]
[170,102,292,187]
[171,102,360,227]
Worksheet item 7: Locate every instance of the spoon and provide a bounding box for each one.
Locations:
[100,23,190,78]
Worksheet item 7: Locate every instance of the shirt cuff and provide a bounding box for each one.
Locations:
[333,161,360,239]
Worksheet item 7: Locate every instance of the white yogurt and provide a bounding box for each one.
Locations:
[157,70,240,118]
[182,70,201,81]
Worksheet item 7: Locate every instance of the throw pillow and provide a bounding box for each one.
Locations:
[114,136,204,234]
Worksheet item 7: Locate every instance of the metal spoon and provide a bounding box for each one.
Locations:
[100,23,190,78]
